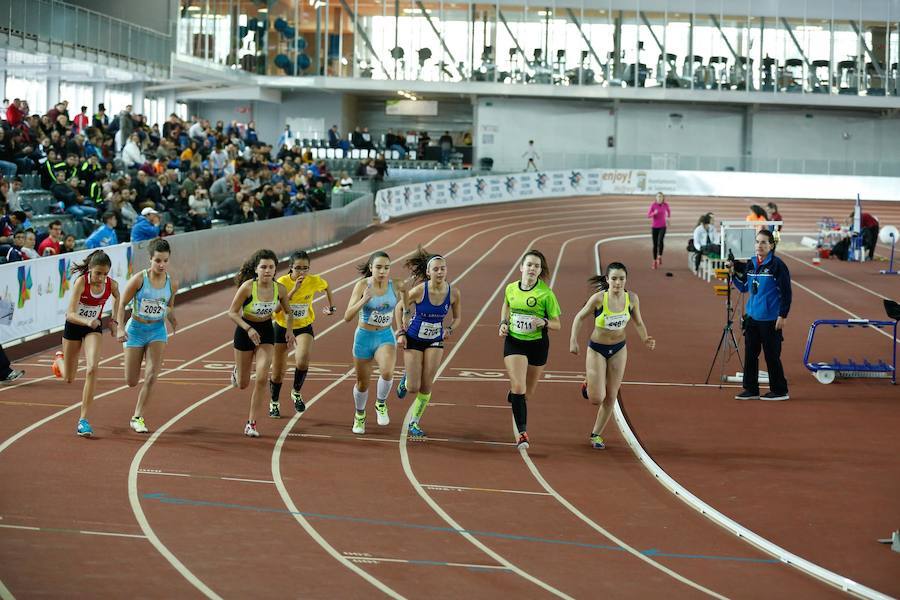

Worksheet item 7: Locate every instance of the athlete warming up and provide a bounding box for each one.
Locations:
[498,250,561,449]
[52,250,121,437]
[569,262,655,449]
[396,248,461,439]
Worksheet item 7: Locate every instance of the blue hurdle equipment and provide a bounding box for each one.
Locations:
[803,318,897,384]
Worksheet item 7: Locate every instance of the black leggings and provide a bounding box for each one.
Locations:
[651,227,667,259]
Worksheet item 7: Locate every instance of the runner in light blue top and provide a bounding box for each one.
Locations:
[344,251,407,435]
[116,238,179,434]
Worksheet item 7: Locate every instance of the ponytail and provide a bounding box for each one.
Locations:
[588,275,608,291]
[404,246,443,282]
[235,248,277,285]
[71,249,111,277]
[357,251,390,278]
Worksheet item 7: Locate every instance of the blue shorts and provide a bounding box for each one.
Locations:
[124,317,168,348]
[353,327,395,360]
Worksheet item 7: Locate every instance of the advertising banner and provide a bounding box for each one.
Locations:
[0,244,133,345]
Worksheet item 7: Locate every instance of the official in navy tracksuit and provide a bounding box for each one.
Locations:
[729,229,792,401]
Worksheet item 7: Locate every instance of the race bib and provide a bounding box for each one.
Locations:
[417,321,442,340]
[290,303,309,319]
[367,310,393,327]
[510,313,536,334]
[253,301,276,317]
[137,298,166,320]
[604,314,628,330]
[76,303,101,321]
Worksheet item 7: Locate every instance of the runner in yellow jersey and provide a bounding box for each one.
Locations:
[498,249,562,450]
[268,250,336,418]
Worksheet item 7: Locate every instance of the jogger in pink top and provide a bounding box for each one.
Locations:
[647,192,671,269]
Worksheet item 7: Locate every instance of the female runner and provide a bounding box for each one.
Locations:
[116,238,178,433]
[268,250,336,418]
[498,250,561,449]
[228,249,295,437]
[569,262,655,449]
[51,250,121,437]
[343,251,407,434]
[647,191,671,269]
[395,248,461,439]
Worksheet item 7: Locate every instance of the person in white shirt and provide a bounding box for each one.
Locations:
[121,133,144,168]
[522,140,540,171]
[691,213,720,271]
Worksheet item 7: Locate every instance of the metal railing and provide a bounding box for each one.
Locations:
[0,0,172,69]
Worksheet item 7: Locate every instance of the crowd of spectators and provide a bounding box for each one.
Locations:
[0,98,375,262]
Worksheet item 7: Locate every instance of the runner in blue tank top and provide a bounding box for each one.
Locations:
[116,238,179,434]
[343,251,408,435]
[396,248,461,439]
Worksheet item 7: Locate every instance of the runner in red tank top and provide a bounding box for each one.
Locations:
[51,250,121,437]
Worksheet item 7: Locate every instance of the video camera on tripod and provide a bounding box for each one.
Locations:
[705,248,744,385]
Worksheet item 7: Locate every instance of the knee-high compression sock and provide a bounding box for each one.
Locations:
[376,376,393,403]
[269,380,282,403]
[293,368,308,391]
[411,392,432,424]
[507,391,527,434]
[353,386,369,413]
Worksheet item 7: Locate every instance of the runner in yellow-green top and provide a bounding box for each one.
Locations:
[498,249,562,449]
[268,250,336,419]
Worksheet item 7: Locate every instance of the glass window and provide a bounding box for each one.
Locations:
[59,83,93,116]
[5,75,48,115]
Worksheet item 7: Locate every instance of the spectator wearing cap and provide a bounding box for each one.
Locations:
[92,103,109,130]
[85,211,119,248]
[131,207,161,242]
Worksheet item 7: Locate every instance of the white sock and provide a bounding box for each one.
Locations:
[353,385,368,412]
[376,376,393,403]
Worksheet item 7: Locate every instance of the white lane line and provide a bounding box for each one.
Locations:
[422,484,551,497]
[342,553,510,571]
[780,249,892,300]
[136,469,274,485]
[400,223,627,600]
[220,477,275,484]
[0,523,146,539]
[790,280,893,341]
[0,578,14,600]
[595,234,894,600]
[288,432,516,447]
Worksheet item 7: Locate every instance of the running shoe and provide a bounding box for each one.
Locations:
[352,412,366,435]
[1,369,25,383]
[51,351,63,379]
[230,366,238,388]
[268,403,281,419]
[580,381,588,400]
[734,390,759,400]
[657,256,662,267]
[129,416,149,433]
[651,259,659,270]
[375,401,390,426]
[291,390,306,413]
[590,434,605,449]
[761,391,790,401]
[76,418,93,437]
[244,421,260,437]
[396,373,408,399]
[516,432,529,450]
[408,422,426,439]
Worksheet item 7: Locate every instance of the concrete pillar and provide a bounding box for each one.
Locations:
[164,90,176,118]
[132,81,145,113]
[0,69,6,103]
[46,76,60,112]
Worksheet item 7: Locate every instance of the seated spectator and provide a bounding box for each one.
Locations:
[131,207,161,242]
[351,126,365,149]
[53,174,98,221]
[766,202,783,233]
[691,213,720,271]
[328,125,350,153]
[121,133,144,168]
[384,128,407,158]
[188,190,213,230]
[37,220,63,256]
[4,229,26,262]
[308,180,329,211]
[0,210,29,245]
[338,171,353,189]
[746,204,768,231]
[160,222,176,237]
[231,197,258,225]
[61,233,77,253]
[21,229,39,259]
[85,211,119,248]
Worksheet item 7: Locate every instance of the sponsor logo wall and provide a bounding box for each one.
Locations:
[375,168,899,221]
[0,244,133,345]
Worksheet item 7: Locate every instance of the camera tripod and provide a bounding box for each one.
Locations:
[705,271,742,386]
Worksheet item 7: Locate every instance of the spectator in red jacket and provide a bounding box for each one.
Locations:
[5,99,26,127]
[37,220,64,256]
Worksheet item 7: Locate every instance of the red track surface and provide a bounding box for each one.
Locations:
[2,195,898,599]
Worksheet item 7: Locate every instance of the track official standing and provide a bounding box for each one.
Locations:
[728,229,792,401]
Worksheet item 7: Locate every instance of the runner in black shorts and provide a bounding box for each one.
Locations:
[498,249,561,449]
[228,249,295,437]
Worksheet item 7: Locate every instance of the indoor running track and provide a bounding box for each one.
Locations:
[2,195,899,599]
